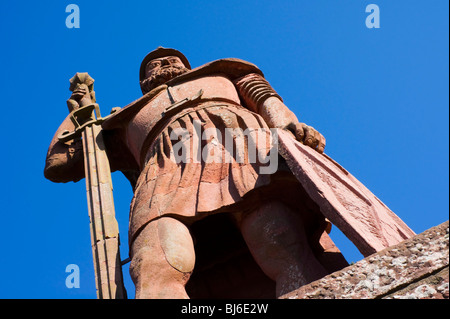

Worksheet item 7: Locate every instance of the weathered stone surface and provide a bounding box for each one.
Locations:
[383,266,448,299]
[280,220,449,299]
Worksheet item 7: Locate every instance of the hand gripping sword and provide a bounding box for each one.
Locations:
[58,73,126,299]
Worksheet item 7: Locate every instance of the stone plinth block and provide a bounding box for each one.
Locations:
[280,221,449,299]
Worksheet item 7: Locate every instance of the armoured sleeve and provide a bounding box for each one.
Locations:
[233,73,283,113]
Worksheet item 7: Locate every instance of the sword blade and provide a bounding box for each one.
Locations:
[82,123,126,299]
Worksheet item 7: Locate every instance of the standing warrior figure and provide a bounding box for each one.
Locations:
[45,47,414,298]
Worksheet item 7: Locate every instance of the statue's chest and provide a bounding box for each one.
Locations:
[125,75,240,163]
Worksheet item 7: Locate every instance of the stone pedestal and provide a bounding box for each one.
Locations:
[281,221,449,299]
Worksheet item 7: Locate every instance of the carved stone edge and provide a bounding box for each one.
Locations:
[280,220,449,299]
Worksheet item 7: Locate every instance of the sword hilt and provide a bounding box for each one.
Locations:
[58,104,119,142]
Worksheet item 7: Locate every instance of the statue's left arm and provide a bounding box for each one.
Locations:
[234,73,326,153]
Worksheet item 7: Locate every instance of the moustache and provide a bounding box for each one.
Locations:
[140,66,189,94]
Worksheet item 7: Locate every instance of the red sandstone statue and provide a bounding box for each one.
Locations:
[45,47,415,298]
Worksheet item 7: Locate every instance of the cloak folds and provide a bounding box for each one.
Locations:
[276,129,415,257]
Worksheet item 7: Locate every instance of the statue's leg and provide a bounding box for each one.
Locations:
[239,200,328,297]
[129,217,196,299]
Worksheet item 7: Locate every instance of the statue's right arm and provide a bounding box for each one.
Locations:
[44,114,85,183]
[234,73,326,153]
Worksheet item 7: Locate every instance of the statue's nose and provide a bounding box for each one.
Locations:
[161,59,170,66]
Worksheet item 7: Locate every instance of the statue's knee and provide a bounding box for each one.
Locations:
[129,218,196,296]
[129,217,195,282]
[157,217,196,273]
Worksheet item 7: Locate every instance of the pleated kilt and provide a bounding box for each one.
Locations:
[128,102,322,245]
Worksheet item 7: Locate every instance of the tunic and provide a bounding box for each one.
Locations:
[102,60,326,246]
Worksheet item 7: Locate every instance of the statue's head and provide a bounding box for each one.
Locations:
[139,47,191,94]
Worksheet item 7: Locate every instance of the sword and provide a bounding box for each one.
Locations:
[58,73,126,299]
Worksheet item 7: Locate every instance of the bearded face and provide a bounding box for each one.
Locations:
[140,56,189,94]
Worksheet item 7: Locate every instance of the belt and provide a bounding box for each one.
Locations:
[138,96,244,168]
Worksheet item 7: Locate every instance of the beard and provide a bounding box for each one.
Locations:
[140,66,189,94]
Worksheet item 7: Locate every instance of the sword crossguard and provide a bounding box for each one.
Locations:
[58,103,100,142]
[58,103,120,143]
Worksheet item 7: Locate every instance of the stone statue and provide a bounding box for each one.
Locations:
[45,47,415,299]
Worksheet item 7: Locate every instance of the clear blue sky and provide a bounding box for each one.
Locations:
[0,1,448,299]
